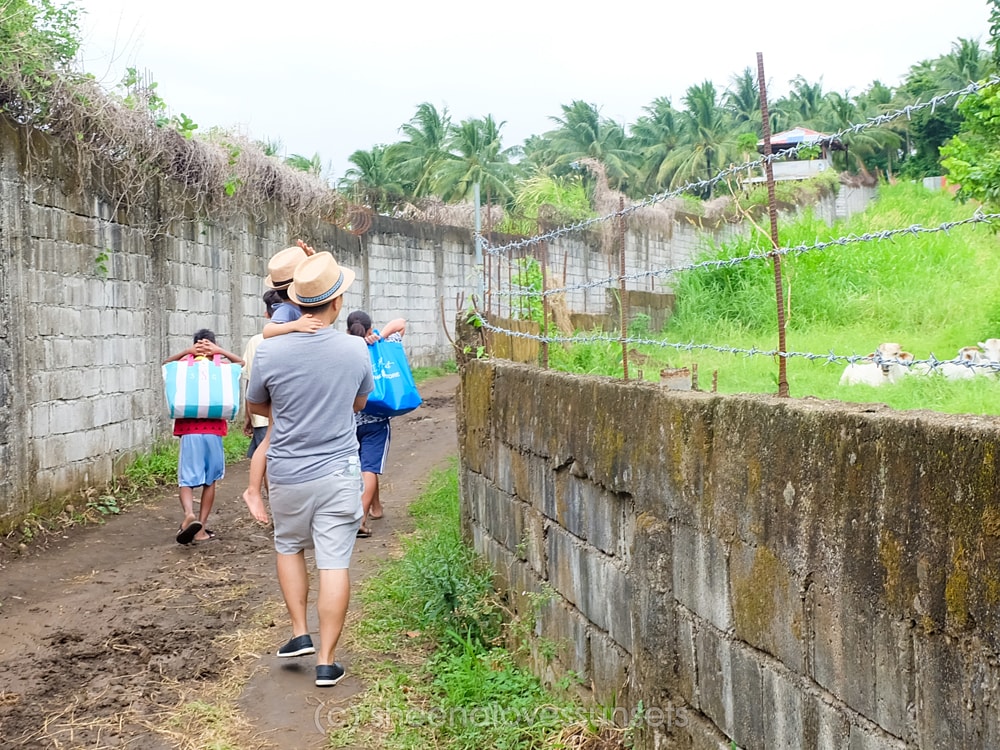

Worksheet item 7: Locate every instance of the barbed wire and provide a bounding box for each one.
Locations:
[479,76,1000,257]
[486,208,1000,300]
[472,317,1000,374]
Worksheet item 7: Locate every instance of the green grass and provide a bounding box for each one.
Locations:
[548,182,1000,415]
[354,463,502,652]
[413,360,458,384]
[328,465,615,750]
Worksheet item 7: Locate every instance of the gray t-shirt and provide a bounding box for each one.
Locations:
[246,326,373,484]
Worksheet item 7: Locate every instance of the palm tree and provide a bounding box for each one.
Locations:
[663,81,738,197]
[820,90,900,174]
[773,76,825,130]
[543,100,634,190]
[433,115,515,203]
[628,96,683,193]
[855,80,894,116]
[386,102,452,198]
[285,152,323,175]
[724,67,762,132]
[937,37,993,88]
[338,145,406,211]
[892,40,992,178]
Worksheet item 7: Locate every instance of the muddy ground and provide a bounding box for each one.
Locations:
[0,374,459,749]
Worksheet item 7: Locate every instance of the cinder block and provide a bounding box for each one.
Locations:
[675,608,699,709]
[547,524,585,608]
[763,668,804,749]
[695,623,733,737]
[674,523,732,631]
[536,594,589,680]
[914,632,998,748]
[809,581,876,721]
[873,613,914,739]
[523,505,546,577]
[729,542,805,672]
[694,631,766,749]
[590,628,630,707]
[579,549,634,652]
[848,723,906,750]
[802,692,850,750]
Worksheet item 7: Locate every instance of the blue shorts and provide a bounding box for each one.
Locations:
[357,420,390,475]
[247,426,268,458]
[178,434,225,488]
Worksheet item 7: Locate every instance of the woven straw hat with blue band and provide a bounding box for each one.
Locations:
[287,252,356,307]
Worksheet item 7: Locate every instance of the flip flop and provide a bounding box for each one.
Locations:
[356,527,372,538]
[176,520,203,545]
[195,529,218,542]
[368,511,384,520]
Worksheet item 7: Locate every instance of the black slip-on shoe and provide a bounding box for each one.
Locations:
[276,634,315,658]
[315,663,346,687]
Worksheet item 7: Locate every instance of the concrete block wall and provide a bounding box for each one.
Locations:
[458,359,1000,749]
[0,111,874,530]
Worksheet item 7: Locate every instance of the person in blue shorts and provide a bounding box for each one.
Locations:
[346,310,407,537]
[163,329,244,545]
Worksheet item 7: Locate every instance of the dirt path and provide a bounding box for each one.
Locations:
[0,374,459,749]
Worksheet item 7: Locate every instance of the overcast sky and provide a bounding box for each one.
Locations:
[73,0,992,180]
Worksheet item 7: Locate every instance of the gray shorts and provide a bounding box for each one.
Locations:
[269,461,364,569]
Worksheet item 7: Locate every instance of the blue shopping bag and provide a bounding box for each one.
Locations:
[162,354,242,420]
[362,334,422,417]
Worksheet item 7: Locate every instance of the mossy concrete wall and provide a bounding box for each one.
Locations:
[458,359,1000,749]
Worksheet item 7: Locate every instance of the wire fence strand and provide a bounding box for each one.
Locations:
[487,209,1000,300]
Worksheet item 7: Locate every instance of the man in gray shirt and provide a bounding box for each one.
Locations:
[246,251,373,688]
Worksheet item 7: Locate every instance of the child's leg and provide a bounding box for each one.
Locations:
[176,434,201,536]
[179,485,197,529]
[368,420,389,519]
[369,477,383,519]
[194,482,217,541]
[242,425,271,524]
[359,471,377,535]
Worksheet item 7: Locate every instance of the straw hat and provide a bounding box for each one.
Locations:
[287,252,356,307]
[265,246,308,290]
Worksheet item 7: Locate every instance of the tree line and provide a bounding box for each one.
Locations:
[337,36,995,226]
[2,0,999,230]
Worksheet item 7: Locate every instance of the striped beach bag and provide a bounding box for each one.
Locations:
[162,354,242,420]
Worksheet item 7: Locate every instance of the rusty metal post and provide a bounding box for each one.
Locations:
[485,253,492,317]
[541,242,549,369]
[756,52,790,398]
[619,196,629,381]
[521,251,526,319]
[499,248,505,318]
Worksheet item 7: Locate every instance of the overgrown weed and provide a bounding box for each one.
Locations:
[547,182,1000,415]
[329,465,631,750]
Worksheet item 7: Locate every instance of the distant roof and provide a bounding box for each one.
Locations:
[758,126,844,151]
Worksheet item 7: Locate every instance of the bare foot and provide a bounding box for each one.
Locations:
[242,488,271,524]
